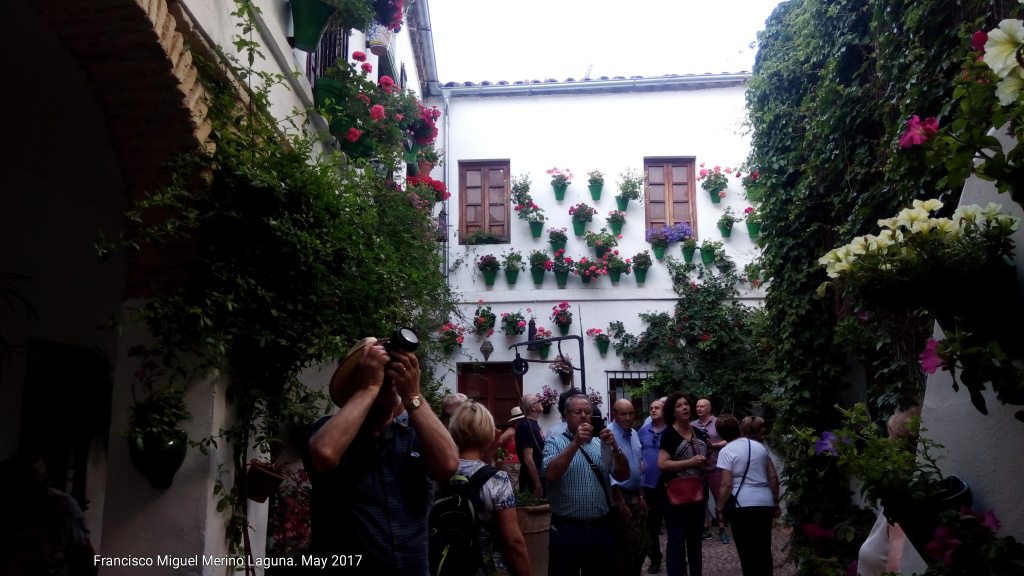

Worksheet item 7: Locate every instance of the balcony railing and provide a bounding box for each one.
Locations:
[305,28,349,86]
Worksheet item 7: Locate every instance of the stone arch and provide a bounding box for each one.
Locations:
[26,0,213,296]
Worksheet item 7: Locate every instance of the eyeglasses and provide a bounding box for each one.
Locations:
[569,409,593,416]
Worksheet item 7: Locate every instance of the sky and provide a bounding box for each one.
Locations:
[428,0,787,83]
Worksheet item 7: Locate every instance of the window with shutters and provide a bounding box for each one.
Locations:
[644,158,697,235]
[459,161,511,244]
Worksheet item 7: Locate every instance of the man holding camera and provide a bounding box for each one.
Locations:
[542,394,630,576]
[304,336,458,575]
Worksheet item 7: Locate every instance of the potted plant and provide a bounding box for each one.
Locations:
[568,203,597,236]
[471,303,496,338]
[616,167,645,211]
[571,256,607,284]
[587,327,611,355]
[547,167,574,200]
[699,239,723,265]
[698,163,734,203]
[550,250,573,288]
[547,226,569,252]
[588,389,604,408]
[632,250,653,284]
[587,170,605,200]
[744,206,762,237]
[528,249,551,285]
[501,251,526,285]
[681,236,698,262]
[416,142,445,176]
[477,254,501,286]
[717,207,741,237]
[291,0,340,53]
[464,229,502,245]
[372,0,405,31]
[511,174,546,237]
[739,166,761,201]
[533,326,553,358]
[548,357,575,387]
[605,210,627,235]
[803,403,973,559]
[246,459,289,503]
[406,174,449,202]
[124,345,191,489]
[584,228,620,258]
[550,301,574,335]
[514,488,552,575]
[500,310,528,340]
[741,261,766,288]
[646,227,671,260]
[602,250,632,282]
[437,321,465,355]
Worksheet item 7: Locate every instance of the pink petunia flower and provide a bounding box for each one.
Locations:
[899,115,939,148]
[919,338,948,374]
[925,526,962,565]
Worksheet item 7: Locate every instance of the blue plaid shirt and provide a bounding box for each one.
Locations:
[304,411,430,575]
[541,431,614,520]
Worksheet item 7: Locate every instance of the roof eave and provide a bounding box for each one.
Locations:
[444,73,751,98]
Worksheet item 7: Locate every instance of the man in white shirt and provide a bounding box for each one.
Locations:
[610,399,646,576]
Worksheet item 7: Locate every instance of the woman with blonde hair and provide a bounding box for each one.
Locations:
[448,402,532,576]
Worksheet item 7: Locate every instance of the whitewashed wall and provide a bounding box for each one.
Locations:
[429,84,763,429]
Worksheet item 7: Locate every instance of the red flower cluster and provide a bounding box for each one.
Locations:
[801,523,835,543]
[361,63,373,74]
[373,0,404,31]
[357,94,371,105]
[409,102,440,145]
[380,75,395,93]
[899,115,939,148]
[700,333,712,342]
[514,202,540,212]
[407,175,449,200]
[345,127,362,142]
[370,104,386,121]
[352,51,367,62]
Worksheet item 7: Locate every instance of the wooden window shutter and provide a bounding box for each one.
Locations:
[459,161,510,243]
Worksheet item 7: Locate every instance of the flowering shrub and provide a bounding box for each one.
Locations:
[585,228,620,249]
[588,389,603,407]
[529,249,550,271]
[737,166,759,190]
[550,301,573,328]
[539,384,561,406]
[587,170,604,185]
[406,174,449,201]
[267,467,312,557]
[632,251,653,270]
[606,210,626,225]
[406,101,441,146]
[547,227,568,243]
[550,250,573,274]
[603,251,632,274]
[587,328,610,344]
[472,303,496,337]
[717,207,742,229]
[548,355,573,375]
[646,227,671,248]
[500,310,527,338]
[571,256,607,279]
[476,254,501,272]
[698,163,735,193]
[511,174,545,223]
[547,167,574,186]
[438,321,465,349]
[569,203,596,223]
[501,251,526,272]
[617,167,645,201]
[418,142,445,166]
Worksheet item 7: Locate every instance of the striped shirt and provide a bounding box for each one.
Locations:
[541,431,614,520]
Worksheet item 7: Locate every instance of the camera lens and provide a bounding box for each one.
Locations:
[387,327,419,352]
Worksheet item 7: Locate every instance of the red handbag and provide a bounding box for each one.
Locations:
[665,476,704,506]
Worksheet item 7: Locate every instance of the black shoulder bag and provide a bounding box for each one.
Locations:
[722,439,751,521]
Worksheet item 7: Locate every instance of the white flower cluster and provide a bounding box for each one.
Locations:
[985,19,1024,105]
[818,200,1019,279]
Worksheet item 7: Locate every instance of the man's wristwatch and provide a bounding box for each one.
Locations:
[611,446,622,456]
[404,394,422,410]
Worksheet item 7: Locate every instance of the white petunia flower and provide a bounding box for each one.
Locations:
[920,199,943,213]
[897,207,931,229]
[818,249,841,265]
[996,73,1024,106]
[911,220,933,235]
[932,218,958,235]
[984,19,1024,78]
[848,236,869,255]
[877,217,899,229]
[953,204,982,225]
[982,202,1004,222]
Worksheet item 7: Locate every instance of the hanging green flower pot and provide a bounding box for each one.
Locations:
[597,340,610,355]
[403,143,420,166]
[615,196,629,212]
[709,188,724,204]
[595,246,607,259]
[482,269,497,286]
[609,270,622,282]
[682,247,696,262]
[529,221,544,238]
[539,344,551,359]
[558,323,571,335]
[653,245,666,260]
[531,269,545,285]
[588,184,603,201]
[128,430,189,489]
[610,221,623,235]
[505,269,519,285]
[572,221,586,236]
[718,224,733,238]
[580,274,592,284]
[553,183,568,200]
[443,342,457,355]
[555,270,569,287]
[700,249,715,264]
[634,268,648,284]
[746,221,762,238]
[291,0,335,53]
[550,240,567,252]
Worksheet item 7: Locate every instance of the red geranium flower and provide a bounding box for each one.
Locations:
[370,105,386,120]
[380,76,395,93]
[361,63,373,74]
[357,94,371,105]
[345,127,361,142]
[352,51,367,62]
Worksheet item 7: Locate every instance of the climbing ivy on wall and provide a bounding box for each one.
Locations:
[745,0,1018,571]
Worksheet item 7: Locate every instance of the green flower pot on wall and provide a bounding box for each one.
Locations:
[539,344,551,359]
[634,268,648,284]
[482,269,497,286]
[615,196,629,211]
[682,247,696,262]
[653,246,666,260]
[531,269,545,285]
[609,270,622,282]
[291,0,335,53]
[709,188,724,204]
[550,240,567,252]
[572,221,586,236]
[128,430,189,489]
[580,274,592,284]
[610,222,623,235]
[747,222,762,238]
[505,269,519,285]
[588,184,603,201]
[529,221,544,237]
[700,249,715,264]
[555,270,569,287]
[597,340,610,355]
[553,183,568,200]
[558,323,571,335]
[719,224,733,238]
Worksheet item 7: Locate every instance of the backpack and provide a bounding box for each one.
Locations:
[428,465,500,576]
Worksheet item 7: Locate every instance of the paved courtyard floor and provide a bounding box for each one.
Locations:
[641,525,796,576]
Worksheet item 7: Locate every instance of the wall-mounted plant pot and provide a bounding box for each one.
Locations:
[367,20,393,56]
[682,247,696,262]
[588,184,603,201]
[417,160,435,176]
[443,342,458,355]
[597,340,610,355]
[558,371,573,387]
[580,274,592,284]
[128,429,189,489]
[531,269,545,285]
[700,249,715,264]
[615,196,629,211]
[609,270,622,282]
[554,270,569,287]
[572,221,586,236]
[246,460,288,503]
[746,221,762,238]
[505,269,519,285]
[550,240,567,252]
[542,404,552,414]
[482,269,497,286]
[529,221,544,238]
[652,246,666,260]
[595,246,607,259]
[881,475,972,560]
[634,268,648,284]
[291,0,335,53]
[538,344,551,358]
[709,188,723,204]
[719,224,733,238]
[558,323,571,335]
[553,183,568,201]
[610,222,623,235]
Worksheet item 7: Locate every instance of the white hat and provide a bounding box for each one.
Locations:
[509,406,525,423]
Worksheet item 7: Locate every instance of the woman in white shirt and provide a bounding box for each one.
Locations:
[715,415,780,575]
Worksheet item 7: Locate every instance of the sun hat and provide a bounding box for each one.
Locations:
[509,406,525,423]
[329,337,378,406]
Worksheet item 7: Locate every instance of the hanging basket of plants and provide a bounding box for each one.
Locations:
[246,460,288,503]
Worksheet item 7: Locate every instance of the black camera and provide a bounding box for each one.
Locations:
[384,327,419,354]
[590,406,606,431]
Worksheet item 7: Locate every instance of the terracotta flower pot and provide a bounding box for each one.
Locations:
[246,460,287,503]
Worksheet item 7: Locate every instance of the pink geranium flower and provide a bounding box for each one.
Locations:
[352,51,367,62]
[357,94,371,105]
[925,526,962,565]
[919,338,948,374]
[899,115,939,148]
[345,127,361,142]
[380,76,395,93]
[370,105,385,121]
[361,63,373,74]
